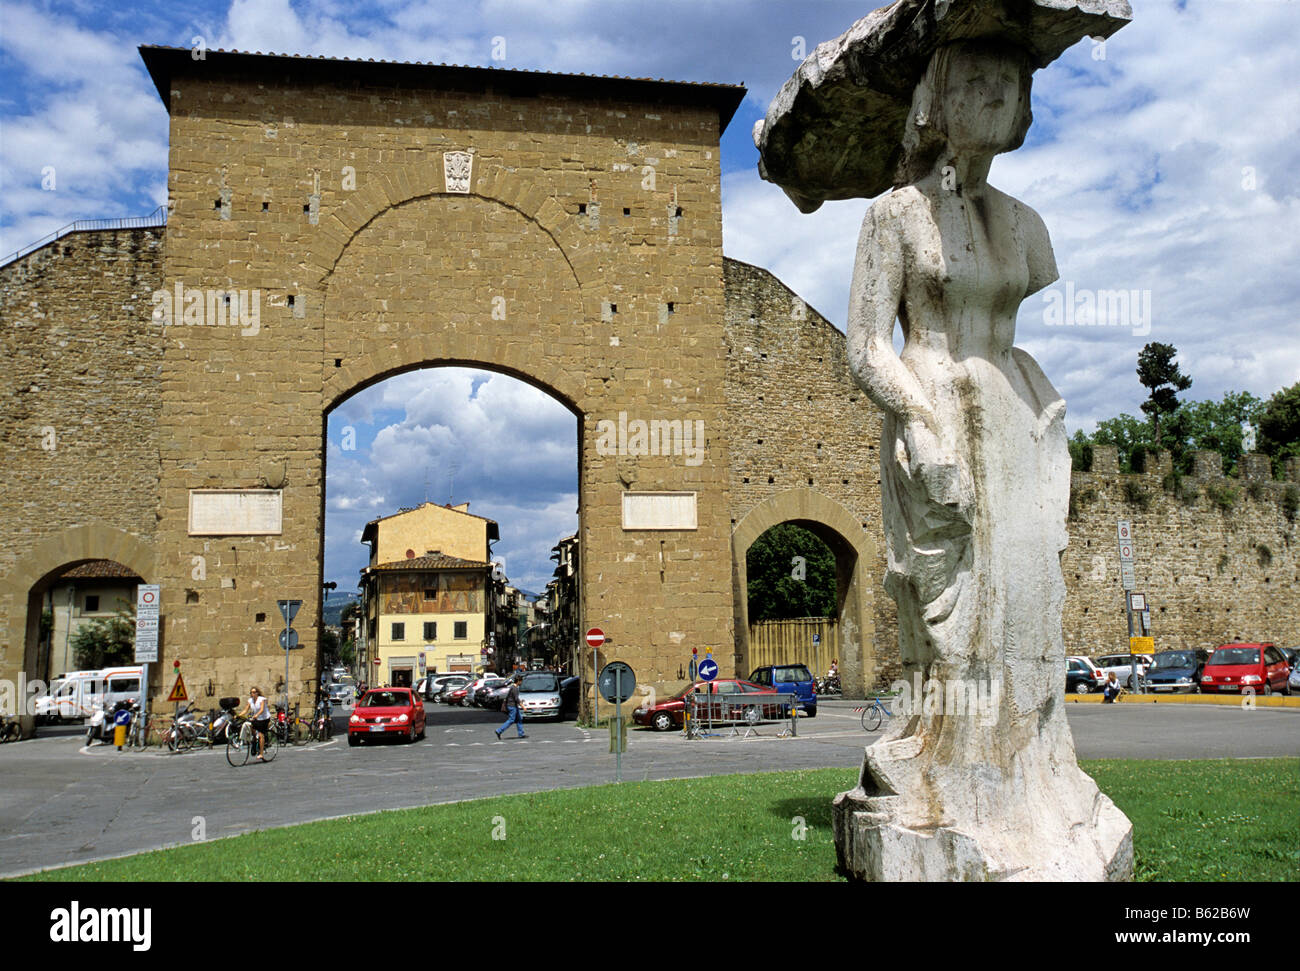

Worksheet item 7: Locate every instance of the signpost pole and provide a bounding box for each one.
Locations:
[615,667,623,782]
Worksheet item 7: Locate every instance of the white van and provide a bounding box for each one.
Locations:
[38,670,103,722]
[37,666,145,722]
[100,666,145,713]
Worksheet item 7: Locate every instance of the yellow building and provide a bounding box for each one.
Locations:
[359,503,501,684]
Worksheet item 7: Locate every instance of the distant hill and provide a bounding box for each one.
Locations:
[323,591,360,626]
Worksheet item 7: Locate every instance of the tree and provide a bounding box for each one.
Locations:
[1256,381,1300,476]
[1091,413,1151,472]
[746,523,837,622]
[1136,343,1192,447]
[1163,390,1262,475]
[70,610,136,670]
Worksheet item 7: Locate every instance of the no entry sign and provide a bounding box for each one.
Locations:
[586,628,605,649]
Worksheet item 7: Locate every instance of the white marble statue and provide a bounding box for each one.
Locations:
[833,37,1131,881]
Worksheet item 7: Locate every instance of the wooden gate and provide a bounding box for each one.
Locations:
[745,617,838,679]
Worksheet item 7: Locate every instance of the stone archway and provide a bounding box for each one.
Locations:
[0,525,155,732]
[732,488,876,696]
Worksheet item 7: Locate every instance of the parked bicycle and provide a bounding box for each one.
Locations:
[226,717,279,766]
[858,696,893,732]
[272,704,307,746]
[0,714,21,743]
[308,698,333,742]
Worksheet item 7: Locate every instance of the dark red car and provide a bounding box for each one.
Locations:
[348,687,426,744]
[1200,643,1292,695]
[632,679,786,731]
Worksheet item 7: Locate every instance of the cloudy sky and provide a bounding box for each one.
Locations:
[3,0,1297,592]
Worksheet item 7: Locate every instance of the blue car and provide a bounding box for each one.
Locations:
[747,664,817,717]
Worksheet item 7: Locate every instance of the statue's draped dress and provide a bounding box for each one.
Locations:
[861,184,1119,873]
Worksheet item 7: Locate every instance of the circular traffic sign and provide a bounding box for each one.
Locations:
[598,661,636,704]
[586,628,605,649]
[698,657,719,682]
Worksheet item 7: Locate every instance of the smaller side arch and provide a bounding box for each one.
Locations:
[732,488,877,697]
[0,525,156,734]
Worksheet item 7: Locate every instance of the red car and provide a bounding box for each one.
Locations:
[1200,643,1292,695]
[632,679,786,731]
[348,687,426,744]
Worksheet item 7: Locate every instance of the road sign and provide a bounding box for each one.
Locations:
[1128,592,1146,612]
[598,661,636,704]
[1118,542,1134,562]
[698,657,719,682]
[586,628,605,649]
[1120,561,1136,590]
[167,674,188,702]
[134,584,160,663]
[1129,636,1154,654]
[278,629,300,650]
[1117,520,1131,542]
[278,599,302,625]
[418,652,426,676]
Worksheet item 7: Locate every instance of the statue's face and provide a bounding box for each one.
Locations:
[940,47,1026,154]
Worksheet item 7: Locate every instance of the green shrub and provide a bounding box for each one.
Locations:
[1284,485,1299,522]
[1205,484,1236,511]
[1123,481,1151,510]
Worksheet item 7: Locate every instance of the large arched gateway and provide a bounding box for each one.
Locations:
[1,46,889,720]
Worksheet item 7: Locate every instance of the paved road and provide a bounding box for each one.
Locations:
[1,699,1295,877]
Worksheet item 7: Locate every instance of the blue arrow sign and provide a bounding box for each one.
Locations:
[698,658,718,682]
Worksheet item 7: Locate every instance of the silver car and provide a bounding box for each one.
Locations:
[517,672,564,721]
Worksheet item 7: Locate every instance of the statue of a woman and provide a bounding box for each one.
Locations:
[836,39,1132,880]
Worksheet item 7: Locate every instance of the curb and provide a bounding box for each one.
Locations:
[1066,692,1300,707]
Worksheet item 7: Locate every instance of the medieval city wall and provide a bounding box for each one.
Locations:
[0,229,165,689]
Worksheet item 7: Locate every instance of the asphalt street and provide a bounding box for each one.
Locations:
[0,698,1296,877]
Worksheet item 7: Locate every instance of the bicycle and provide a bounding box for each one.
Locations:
[226,718,279,766]
[857,696,893,732]
[0,715,21,743]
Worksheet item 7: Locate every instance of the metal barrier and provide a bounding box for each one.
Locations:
[1,206,168,267]
[683,688,799,739]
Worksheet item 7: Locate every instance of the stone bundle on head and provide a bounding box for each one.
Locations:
[754,0,1132,211]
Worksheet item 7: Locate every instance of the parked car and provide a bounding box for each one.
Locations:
[518,672,564,721]
[1093,653,1152,689]
[747,664,817,717]
[1141,649,1209,694]
[1289,653,1300,695]
[328,681,355,705]
[423,674,470,702]
[1200,643,1291,695]
[633,679,785,731]
[473,677,511,708]
[348,687,426,745]
[560,675,581,715]
[1066,656,1107,694]
[444,682,474,706]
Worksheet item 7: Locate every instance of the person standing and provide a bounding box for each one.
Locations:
[495,673,526,740]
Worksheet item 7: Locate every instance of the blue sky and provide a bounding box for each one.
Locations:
[3,0,1298,592]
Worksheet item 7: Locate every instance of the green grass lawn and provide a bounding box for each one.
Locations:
[21,759,1299,882]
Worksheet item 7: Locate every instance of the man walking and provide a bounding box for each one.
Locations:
[495,673,526,740]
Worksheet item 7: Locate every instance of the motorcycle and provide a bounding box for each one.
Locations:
[817,674,842,696]
[85,699,130,745]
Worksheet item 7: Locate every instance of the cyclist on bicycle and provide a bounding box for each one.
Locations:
[237,686,271,759]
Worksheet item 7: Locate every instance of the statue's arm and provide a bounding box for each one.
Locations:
[847,197,938,433]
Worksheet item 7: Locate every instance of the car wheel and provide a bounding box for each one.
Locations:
[652,711,674,732]
[1075,682,1089,694]
[805,707,816,718]
[347,733,359,747]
